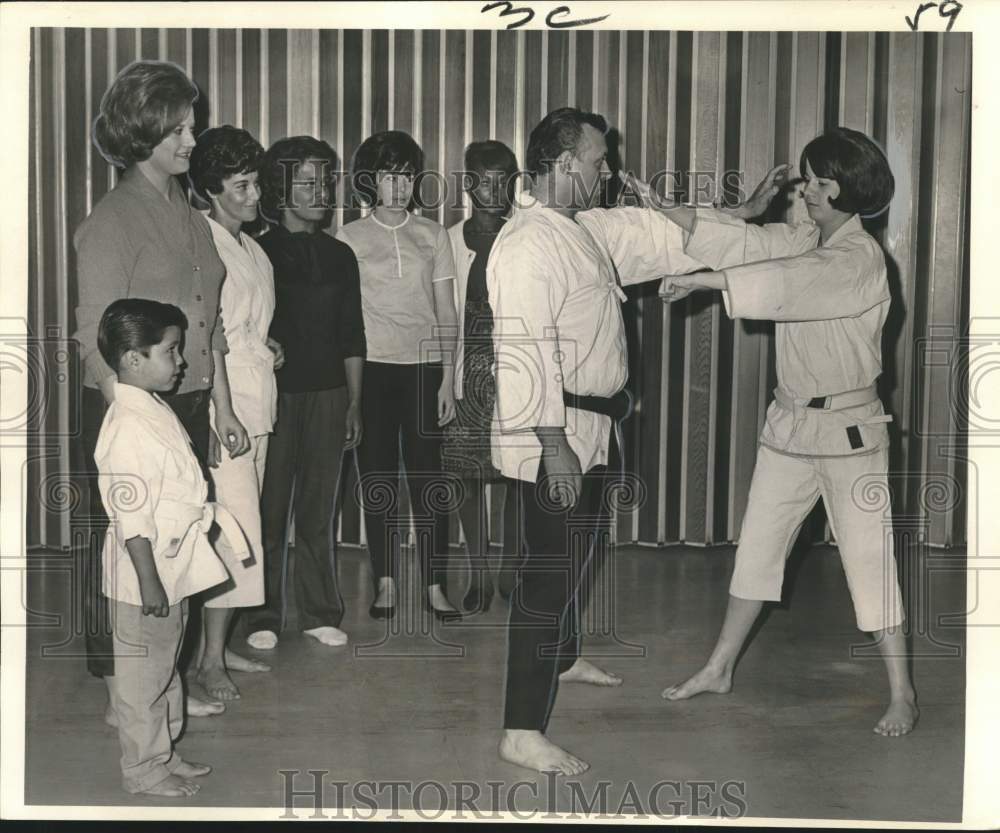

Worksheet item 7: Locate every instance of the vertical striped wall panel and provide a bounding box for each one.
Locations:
[26,28,971,552]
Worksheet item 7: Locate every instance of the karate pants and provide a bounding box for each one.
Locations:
[251,387,347,633]
[105,598,189,793]
[730,443,905,632]
[203,429,268,609]
[503,441,616,731]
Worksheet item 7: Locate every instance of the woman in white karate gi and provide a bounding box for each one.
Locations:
[658,127,917,737]
[188,126,283,700]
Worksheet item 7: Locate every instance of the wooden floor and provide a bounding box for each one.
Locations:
[21,542,965,822]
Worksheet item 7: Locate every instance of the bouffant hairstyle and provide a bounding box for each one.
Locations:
[188,125,265,202]
[799,127,895,217]
[350,130,424,207]
[525,107,607,179]
[93,60,199,169]
[98,298,187,372]
[257,135,338,221]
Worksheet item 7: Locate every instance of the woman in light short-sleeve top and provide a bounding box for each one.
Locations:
[336,131,462,621]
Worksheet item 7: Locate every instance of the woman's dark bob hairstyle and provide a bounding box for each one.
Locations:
[93,60,199,169]
[257,135,338,222]
[799,127,894,217]
[350,130,424,207]
[188,125,265,203]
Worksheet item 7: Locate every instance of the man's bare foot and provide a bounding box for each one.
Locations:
[187,694,226,717]
[224,648,271,672]
[174,760,212,777]
[197,664,240,700]
[246,630,278,650]
[874,697,919,737]
[661,664,732,701]
[559,658,623,687]
[303,626,349,647]
[138,774,199,797]
[499,729,590,776]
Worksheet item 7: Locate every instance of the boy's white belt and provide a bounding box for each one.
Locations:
[773,384,893,424]
[159,500,251,567]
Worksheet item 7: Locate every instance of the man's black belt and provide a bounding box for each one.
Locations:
[563,389,633,421]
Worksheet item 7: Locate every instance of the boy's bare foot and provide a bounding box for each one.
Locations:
[197,664,240,700]
[246,630,278,650]
[874,698,919,737]
[174,760,212,777]
[559,658,623,687]
[224,648,271,672]
[187,694,225,716]
[139,774,200,797]
[303,626,349,647]
[661,664,732,701]
[499,729,590,775]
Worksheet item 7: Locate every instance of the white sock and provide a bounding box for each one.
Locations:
[303,626,349,647]
[246,630,278,650]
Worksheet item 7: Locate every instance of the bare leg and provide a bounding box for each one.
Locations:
[196,607,241,700]
[873,627,919,736]
[662,594,763,700]
[499,729,589,776]
[459,479,493,612]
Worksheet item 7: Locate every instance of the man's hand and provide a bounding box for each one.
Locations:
[730,163,792,219]
[266,337,285,371]
[139,574,169,617]
[537,429,582,509]
[344,400,363,449]
[438,377,456,426]
[214,408,250,459]
[660,275,699,303]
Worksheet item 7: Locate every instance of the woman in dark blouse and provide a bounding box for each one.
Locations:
[246,136,365,651]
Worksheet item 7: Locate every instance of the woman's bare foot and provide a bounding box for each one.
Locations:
[559,658,623,687]
[173,760,211,777]
[197,664,240,700]
[874,697,919,737]
[224,648,271,672]
[138,774,200,797]
[661,664,733,701]
[187,694,226,717]
[499,729,589,775]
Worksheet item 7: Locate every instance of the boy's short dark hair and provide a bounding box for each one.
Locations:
[98,298,187,372]
[188,125,265,203]
[350,130,424,207]
[800,127,895,217]
[258,135,339,221]
[525,107,607,179]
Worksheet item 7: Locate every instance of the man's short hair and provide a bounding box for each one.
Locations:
[189,125,265,203]
[97,298,187,372]
[799,127,895,217]
[350,130,424,207]
[93,60,199,169]
[258,135,339,221]
[525,107,608,179]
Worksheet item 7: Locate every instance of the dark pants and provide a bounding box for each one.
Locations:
[356,361,452,591]
[250,387,348,633]
[78,386,211,678]
[503,433,619,731]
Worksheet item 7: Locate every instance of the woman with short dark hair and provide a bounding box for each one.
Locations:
[337,130,461,621]
[187,125,280,698]
[73,60,247,717]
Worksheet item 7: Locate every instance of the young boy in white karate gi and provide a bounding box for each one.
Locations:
[657,127,918,737]
[95,298,250,796]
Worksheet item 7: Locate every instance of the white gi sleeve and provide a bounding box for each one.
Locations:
[685,208,819,269]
